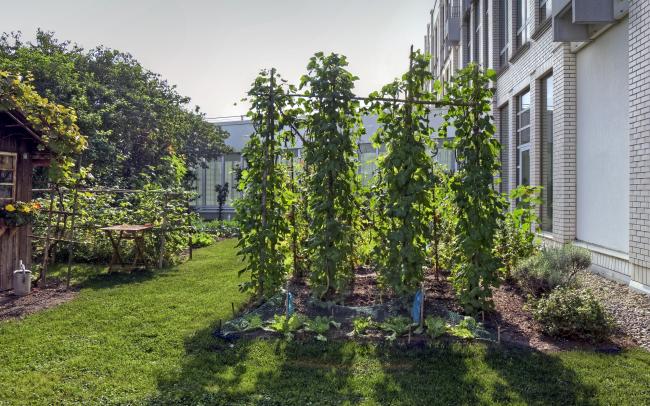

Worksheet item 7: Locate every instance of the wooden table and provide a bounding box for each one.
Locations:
[100,224,153,271]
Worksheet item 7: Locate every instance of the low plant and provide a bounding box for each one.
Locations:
[303,316,341,341]
[494,186,542,277]
[350,316,374,336]
[378,316,415,342]
[191,232,214,248]
[513,245,591,297]
[532,287,613,341]
[448,316,478,340]
[266,314,305,340]
[196,219,241,238]
[424,316,447,339]
[231,314,264,332]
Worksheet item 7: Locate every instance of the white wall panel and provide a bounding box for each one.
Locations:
[576,18,629,253]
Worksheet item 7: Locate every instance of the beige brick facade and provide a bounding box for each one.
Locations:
[629,0,650,291]
[424,0,650,293]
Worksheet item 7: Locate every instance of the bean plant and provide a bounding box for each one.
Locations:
[235,69,295,298]
[369,50,436,295]
[440,64,506,314]
[299,52,363,298]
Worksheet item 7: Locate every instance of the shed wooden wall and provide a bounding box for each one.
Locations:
[0,124,34,291]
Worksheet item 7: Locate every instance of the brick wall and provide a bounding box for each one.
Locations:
[629,0,650,287]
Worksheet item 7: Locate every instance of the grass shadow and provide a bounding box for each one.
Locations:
[150,320,364,404]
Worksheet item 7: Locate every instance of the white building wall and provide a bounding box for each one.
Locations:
[576,19,630,253]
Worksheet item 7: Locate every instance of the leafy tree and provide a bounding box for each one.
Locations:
[215,182,229,220]
[368,50,436,295]
[0,70,86,182]
[299,52,362,298]
[235,69,294,298]
[0,30,228,187]
[440,64,506,314]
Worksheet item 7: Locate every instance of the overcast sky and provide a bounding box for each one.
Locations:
[1,0,433,118]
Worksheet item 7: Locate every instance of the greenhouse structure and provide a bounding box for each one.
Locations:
[193,112,455,219]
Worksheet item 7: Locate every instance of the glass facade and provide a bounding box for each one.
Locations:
[516,0,530,48]
[499,104,509,195]
[358,143,379,186]
[540,75,554,232]
[539,0,552,23]
[516,90,531,187]
[499,0,509,68]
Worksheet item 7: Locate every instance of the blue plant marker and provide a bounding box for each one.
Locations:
[287,292,294,316]
[411,289,423,323]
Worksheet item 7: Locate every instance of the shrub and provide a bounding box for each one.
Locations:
[191,232,214,248]
[196,219,240,239]
[494,185,542,277]
[513,245,591,296]
[532,287,613,341]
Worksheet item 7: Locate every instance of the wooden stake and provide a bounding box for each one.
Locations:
[40,187,56,288]
[65,157,82,289]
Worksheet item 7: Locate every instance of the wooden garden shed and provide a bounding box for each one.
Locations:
[0,109,50,291]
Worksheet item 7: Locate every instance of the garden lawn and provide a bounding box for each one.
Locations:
[0,240,648,405]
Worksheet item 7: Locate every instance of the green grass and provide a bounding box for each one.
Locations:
[1,239,649,405]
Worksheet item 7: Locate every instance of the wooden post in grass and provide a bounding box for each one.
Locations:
[186,200,193,261]
[65,179,81,289]
[40,186,56,288]
[158,192,168,269]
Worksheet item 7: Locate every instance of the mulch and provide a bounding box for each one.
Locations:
[0,281,77,322]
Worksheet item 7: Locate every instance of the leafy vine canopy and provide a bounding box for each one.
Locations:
[0,70,87,181]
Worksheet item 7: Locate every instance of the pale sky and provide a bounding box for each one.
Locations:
[1,0,433,118]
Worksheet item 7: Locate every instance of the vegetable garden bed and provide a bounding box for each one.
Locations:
[217,266,632,352]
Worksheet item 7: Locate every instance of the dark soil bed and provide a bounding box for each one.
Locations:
[0,280,77,322]
[226,267,634,353]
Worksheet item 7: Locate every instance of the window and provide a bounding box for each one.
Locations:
[499,105,510,194]
[224,153,242,206]
[0,153,16,202]
[516,0,531,48]
[539,0,552,23]
[358,143,379,185]
[540,75,554,232]
[499,0,509,67]
[483,0,489,68]
[516,90,531,187]
[473,2,481,63]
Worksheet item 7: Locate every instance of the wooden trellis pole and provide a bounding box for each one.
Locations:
[39,186,56,288]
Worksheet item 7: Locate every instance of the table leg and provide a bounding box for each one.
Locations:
[107,231,125,272]
[133,232,147,269]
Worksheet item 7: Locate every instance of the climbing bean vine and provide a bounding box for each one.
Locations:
[299,52,362,298]
[235,69,295,298]
[440,64,506,314]
[369,50,436,295]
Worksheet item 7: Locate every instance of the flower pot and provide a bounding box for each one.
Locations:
[13,269,31,296]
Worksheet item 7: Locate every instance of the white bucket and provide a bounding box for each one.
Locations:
[13,261,31,296]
